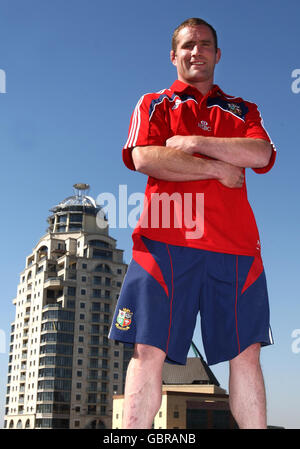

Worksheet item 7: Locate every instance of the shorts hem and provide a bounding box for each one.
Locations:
[109,335,189,365]
[206,337,274,366]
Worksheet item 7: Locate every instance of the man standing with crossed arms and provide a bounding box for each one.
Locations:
[109,17,276,429]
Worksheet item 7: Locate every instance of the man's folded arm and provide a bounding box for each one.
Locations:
[131,145,244,188]
[166,135,273,169]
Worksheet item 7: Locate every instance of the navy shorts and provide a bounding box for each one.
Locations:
[109,236,273,366]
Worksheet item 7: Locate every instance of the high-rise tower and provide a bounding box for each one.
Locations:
[4,184,128,429]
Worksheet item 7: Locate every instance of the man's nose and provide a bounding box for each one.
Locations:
[191,44,201,56]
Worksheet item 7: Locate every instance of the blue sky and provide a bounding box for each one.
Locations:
[0,0,299,429]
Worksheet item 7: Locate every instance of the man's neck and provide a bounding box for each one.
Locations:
[178,77,214,96]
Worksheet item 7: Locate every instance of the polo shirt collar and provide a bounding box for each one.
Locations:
[170,79,225,98]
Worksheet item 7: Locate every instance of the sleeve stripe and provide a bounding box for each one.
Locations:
[246,101,276,150]
[124,95,145,149]
[257,107,276,151]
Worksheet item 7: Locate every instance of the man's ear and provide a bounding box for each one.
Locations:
[216,48,221,64]
[170,49,177,67]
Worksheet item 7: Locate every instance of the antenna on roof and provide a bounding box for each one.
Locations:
[191,341,204,360]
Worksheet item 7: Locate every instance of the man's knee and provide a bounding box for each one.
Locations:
[230,343,261,367]
[133,343,166,364]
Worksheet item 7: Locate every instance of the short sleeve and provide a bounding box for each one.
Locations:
[122,93,169,171]
[245,102,276,174]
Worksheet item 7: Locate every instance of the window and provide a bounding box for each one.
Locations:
[92,302,101,311]
[174,411,179,418]
[89,382,97,392]
[95,264,111,273]
[90,359,98,368]
[81,289,86,295]
[91,314,100,323]
[81,276,86,282]
[212,410,230,429]
[69,214,82,223]
[90,347,99,356]
[57,215,67,223]
[82,264,87,269]
[93,276,101,285]
[92,249,112,260]
[90,336,99,345]
[91,325,100,334]
[89,240,109,248]
[67,287,76,296]
[93,289,101,298]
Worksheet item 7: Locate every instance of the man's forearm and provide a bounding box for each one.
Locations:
[132,145,222,181]
[167,135,272,168]
[131,145,244,188]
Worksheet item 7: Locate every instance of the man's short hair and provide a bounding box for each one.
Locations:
[172,18,218,53]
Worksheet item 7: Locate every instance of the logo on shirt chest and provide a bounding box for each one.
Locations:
[198,120,212,132]
[227,103,243,117]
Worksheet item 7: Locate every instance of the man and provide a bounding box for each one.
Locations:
[109,18,276,429]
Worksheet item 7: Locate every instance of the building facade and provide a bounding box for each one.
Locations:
[4,184,128,429]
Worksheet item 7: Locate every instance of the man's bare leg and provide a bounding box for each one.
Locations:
[229,343,267,429]
[122,343,166,429]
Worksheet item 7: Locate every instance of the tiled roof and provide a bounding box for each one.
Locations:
[162,358,220,386]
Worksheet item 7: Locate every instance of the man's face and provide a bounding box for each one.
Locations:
[170,25,221,88]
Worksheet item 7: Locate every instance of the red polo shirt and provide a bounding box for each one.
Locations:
[122,80,276,257]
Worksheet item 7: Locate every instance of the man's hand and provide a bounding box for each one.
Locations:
[216,161,244,188]
[166,135,197,155]
[166,135,244,188]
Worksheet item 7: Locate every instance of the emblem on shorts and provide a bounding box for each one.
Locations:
[115,308,133,331]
